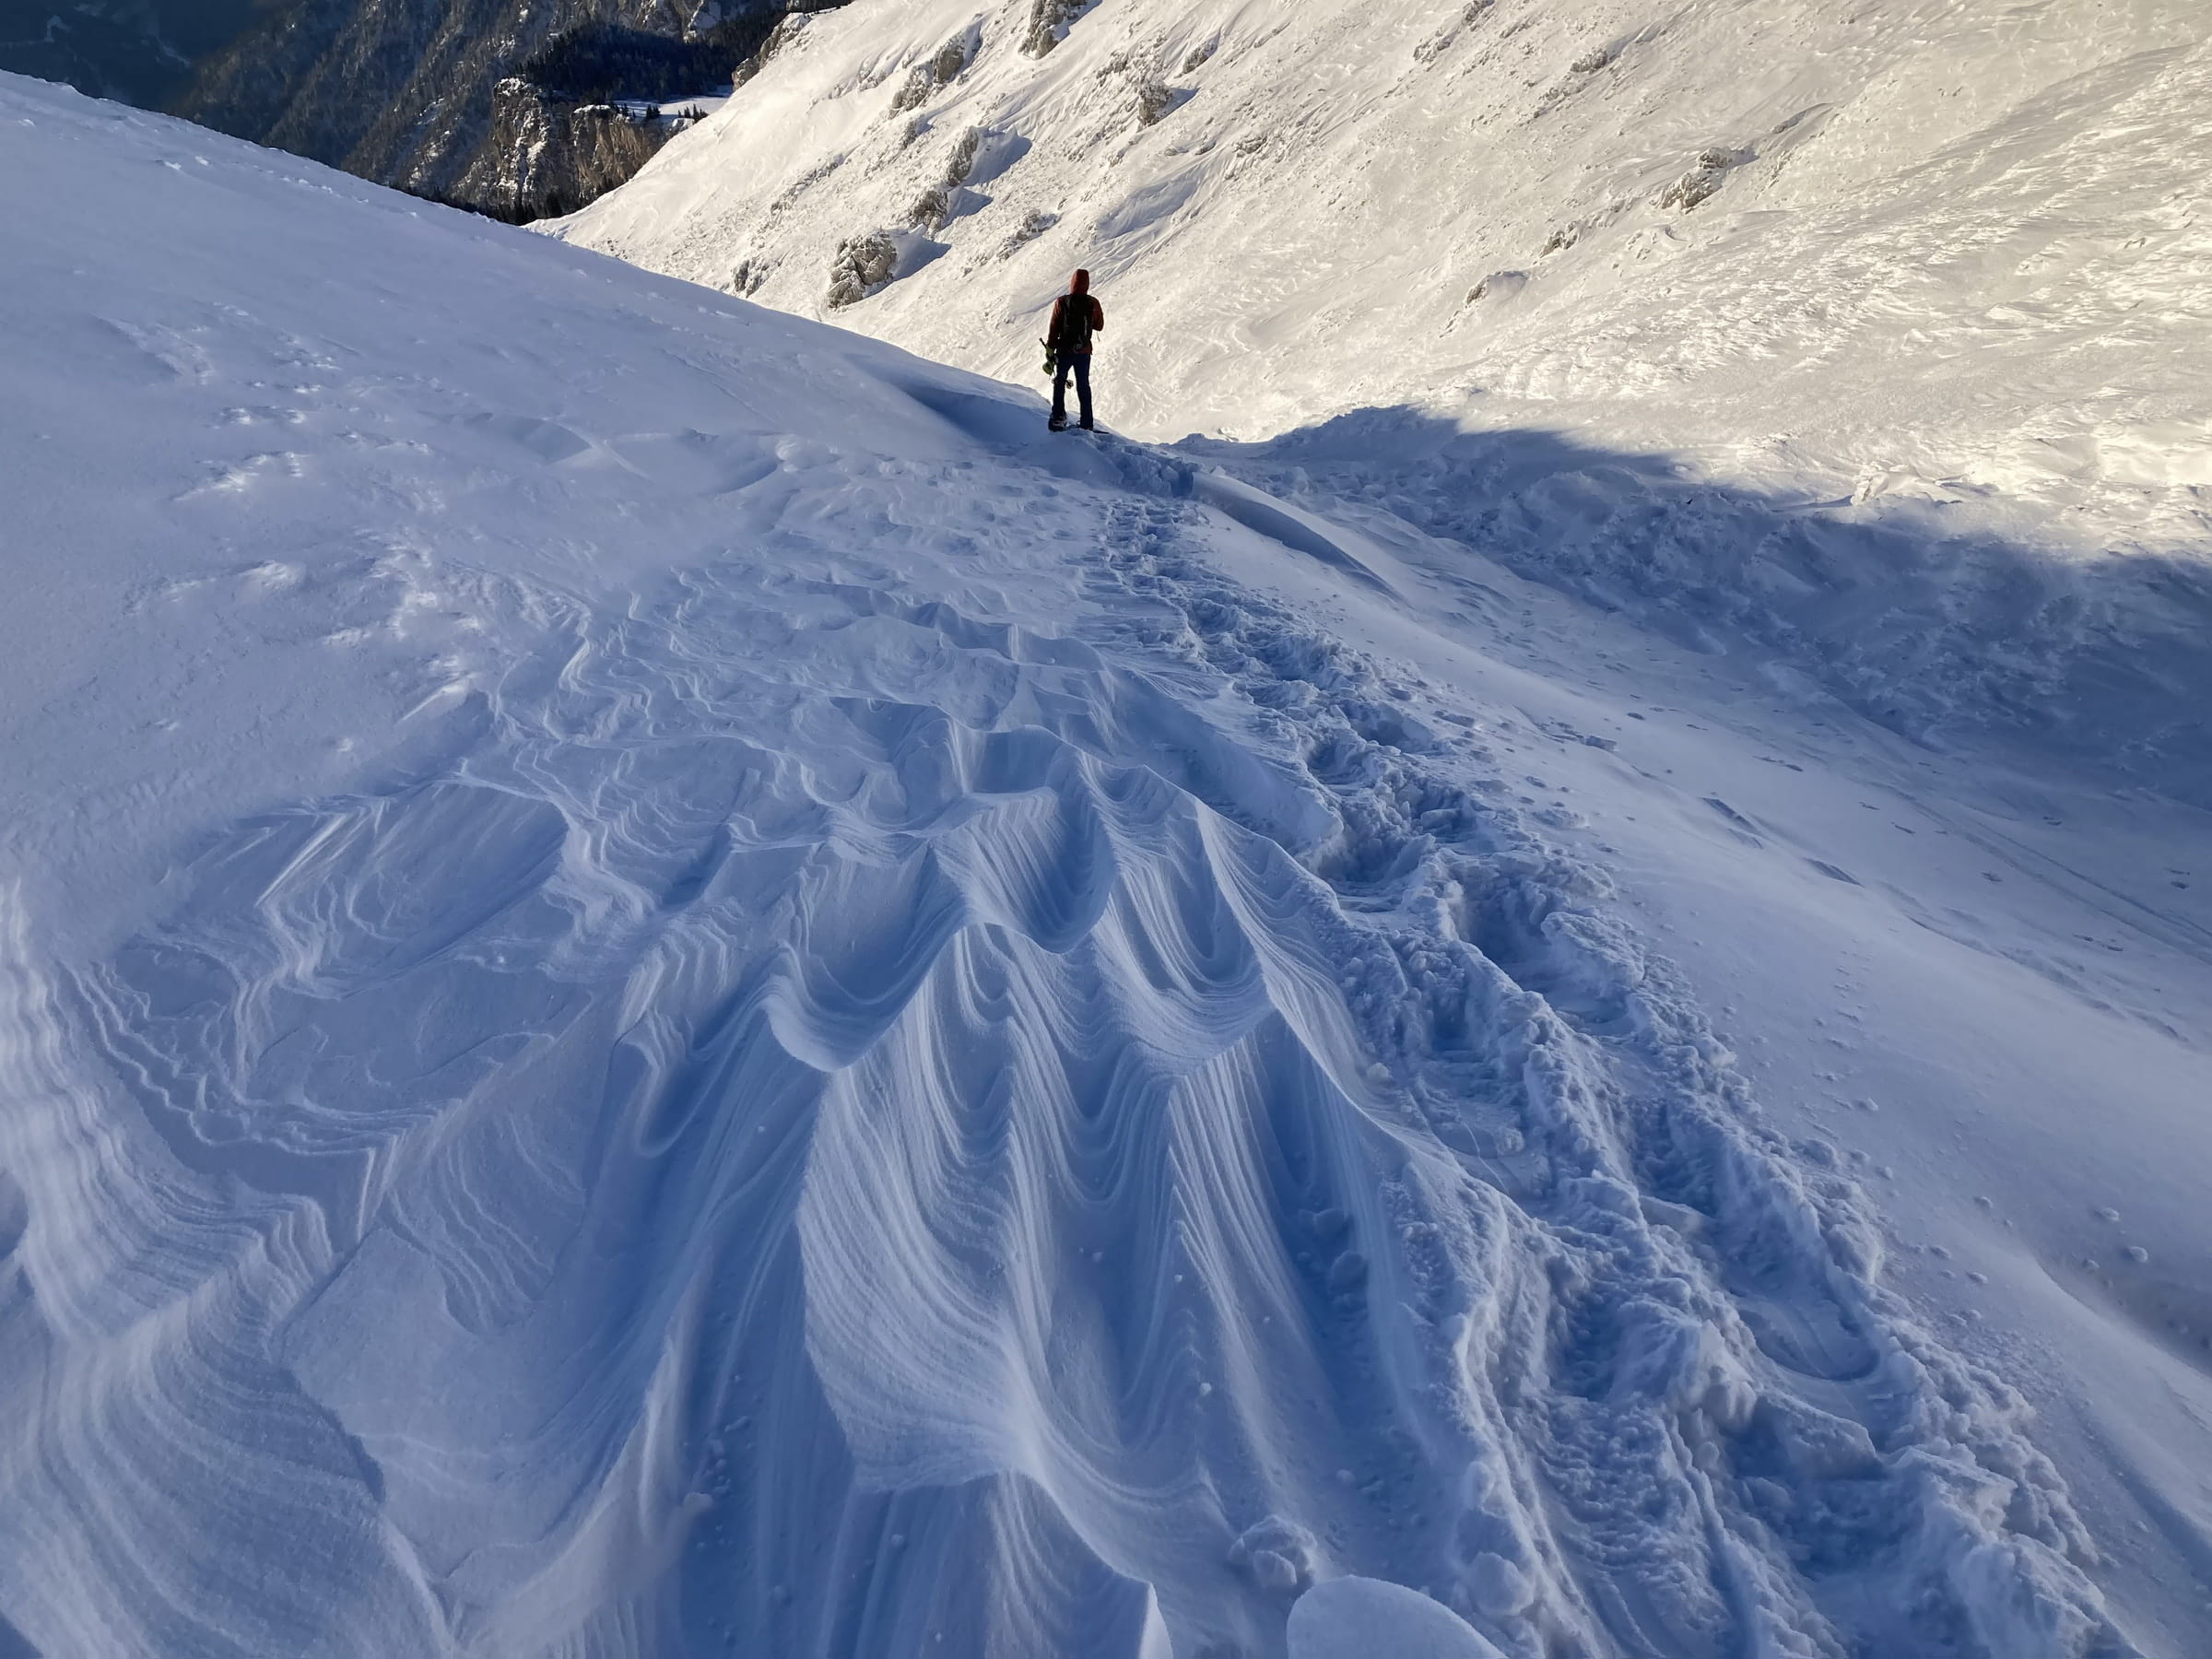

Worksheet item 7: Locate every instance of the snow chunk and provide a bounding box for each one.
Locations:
[1466,1552,1532,1618]
[1289,1577,1504,1659]
[1229,1515,1320,1594]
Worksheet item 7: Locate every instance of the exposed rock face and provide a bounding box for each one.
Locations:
[824,228,897,309]
[172,0,796,220]
[459,78,698,223]
[1019,0,1089,58]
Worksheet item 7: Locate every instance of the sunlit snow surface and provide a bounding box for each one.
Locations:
[2,71,2209,1659]
[559,0,2212,553]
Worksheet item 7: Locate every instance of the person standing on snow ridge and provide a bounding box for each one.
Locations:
[1047,269,1104,432]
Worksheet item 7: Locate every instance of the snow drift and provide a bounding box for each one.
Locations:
[0,66,2195,1659]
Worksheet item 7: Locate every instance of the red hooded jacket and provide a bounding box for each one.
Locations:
[1049,270,1105,356]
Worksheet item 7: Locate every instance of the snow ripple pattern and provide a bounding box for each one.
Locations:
[0,486,2133,1657]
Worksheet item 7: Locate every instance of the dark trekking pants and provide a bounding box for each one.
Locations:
[1052,352,1093,429]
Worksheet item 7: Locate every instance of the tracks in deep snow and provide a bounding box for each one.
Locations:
[0,441,2141,1658]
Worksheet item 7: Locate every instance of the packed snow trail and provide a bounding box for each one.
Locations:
[0,72,2196,1659]
[1167,422,2212,1657]
[1183,413,2212,809]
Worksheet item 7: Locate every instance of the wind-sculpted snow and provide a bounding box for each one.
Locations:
[0,70,2177,1659]
[1,497,2136,1656]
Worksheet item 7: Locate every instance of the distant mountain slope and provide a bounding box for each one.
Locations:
[172,0,794,218]
[0,0,258,106]
[555,0,2212,552]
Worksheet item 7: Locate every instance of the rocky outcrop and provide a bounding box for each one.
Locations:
[456,79,698,223]
[1020,0,1092,58]
[824,229,897,308]
[171,0,813,221]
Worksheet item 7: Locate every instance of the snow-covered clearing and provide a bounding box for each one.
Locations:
[2,58,2210,1659]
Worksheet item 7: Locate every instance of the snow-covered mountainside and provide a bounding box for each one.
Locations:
[556,0,2212,554]
[5,62,2212,1659]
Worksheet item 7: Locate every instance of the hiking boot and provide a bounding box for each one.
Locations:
[1048,415,1067,432]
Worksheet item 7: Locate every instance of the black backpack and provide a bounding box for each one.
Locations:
[1053,293,1097,355]
[1043,296,1097,382]
[1040,292,1095,376]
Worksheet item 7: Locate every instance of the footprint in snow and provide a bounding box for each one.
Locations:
[1702,796,1764,844]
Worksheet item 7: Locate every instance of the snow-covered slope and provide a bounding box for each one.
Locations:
[555,0,2212,552]
[4,65,2212,1659]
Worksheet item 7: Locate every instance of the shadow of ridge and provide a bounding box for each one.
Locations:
[1180,408,2212,807]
